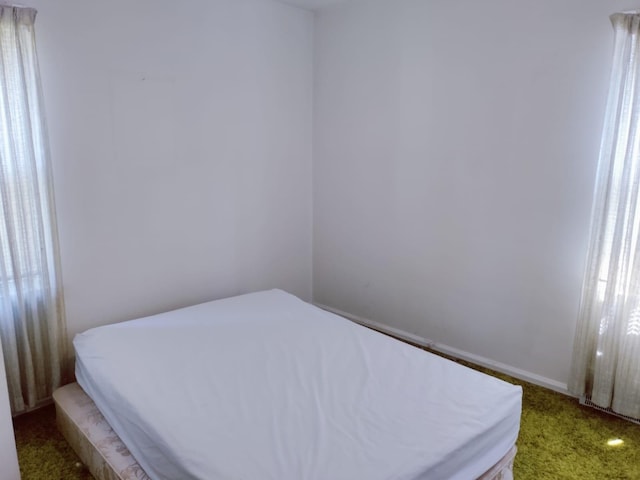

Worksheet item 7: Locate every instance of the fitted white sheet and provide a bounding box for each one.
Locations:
[74,289,522,480]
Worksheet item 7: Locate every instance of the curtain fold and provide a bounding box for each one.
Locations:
[0,6,68,414]
[569,13,640,419]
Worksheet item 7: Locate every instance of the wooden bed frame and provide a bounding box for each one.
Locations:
[53,382,517,480]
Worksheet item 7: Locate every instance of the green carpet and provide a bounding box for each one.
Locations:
[12,367,640,479]
[479,368,640,479]
[445,355,640,480]
[12,403,92,480]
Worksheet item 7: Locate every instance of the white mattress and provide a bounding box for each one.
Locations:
[74,289,522,480]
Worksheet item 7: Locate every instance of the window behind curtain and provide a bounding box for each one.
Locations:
[569,12,640,421]
[0,6,68,414]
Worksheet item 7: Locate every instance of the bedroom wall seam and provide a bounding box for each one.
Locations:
[315,303,571,396]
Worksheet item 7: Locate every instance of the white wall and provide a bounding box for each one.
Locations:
[313,0,640,388]
[0,341,20,480]
[25,0,640,391]
[28,0,313,339]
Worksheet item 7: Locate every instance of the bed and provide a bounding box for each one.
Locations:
[54,289,522,480]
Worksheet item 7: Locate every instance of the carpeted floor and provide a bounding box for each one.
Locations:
[12,363,640,480]
[13,403,92,480]
[479,369,640,479]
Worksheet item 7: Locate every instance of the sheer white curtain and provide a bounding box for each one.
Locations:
[569,12,640,419]
[0,6,68,414]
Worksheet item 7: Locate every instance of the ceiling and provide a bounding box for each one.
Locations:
[276,0,353,11]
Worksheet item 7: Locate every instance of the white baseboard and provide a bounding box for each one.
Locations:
[315,303,571,396]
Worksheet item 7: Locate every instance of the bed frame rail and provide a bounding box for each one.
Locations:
[53,383,150,480]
